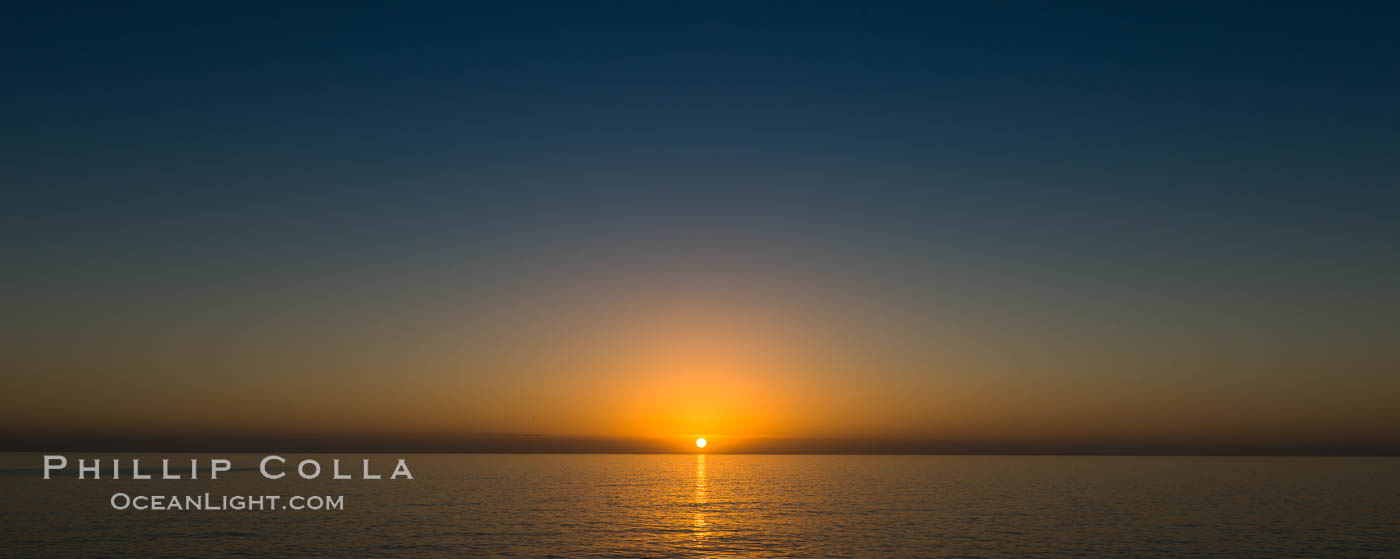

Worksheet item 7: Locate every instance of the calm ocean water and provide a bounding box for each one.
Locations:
[2,453,1397,557]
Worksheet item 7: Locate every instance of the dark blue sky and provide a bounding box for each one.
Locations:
[3,2,1398,447]
[7,3,1398,224]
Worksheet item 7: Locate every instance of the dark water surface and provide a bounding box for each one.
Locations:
[2,453,1397,557]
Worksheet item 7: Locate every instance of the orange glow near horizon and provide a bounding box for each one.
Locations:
[6,276,1400,452]
[572,297,813,441]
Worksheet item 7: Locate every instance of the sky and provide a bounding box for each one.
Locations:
[3,2,1399,453]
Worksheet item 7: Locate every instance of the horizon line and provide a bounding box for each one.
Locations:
[5,433,1398,456]
[6,451,1400,457]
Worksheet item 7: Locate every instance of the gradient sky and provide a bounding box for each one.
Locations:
[3,2,1399,452]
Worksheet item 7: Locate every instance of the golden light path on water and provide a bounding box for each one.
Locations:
[693,454,709,547]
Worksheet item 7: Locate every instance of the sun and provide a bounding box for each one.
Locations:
[695,437,707,449]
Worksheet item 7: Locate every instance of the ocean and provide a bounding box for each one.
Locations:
[2,453,1397,557]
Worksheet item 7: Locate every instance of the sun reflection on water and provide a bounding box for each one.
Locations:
[692,454,709,540]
